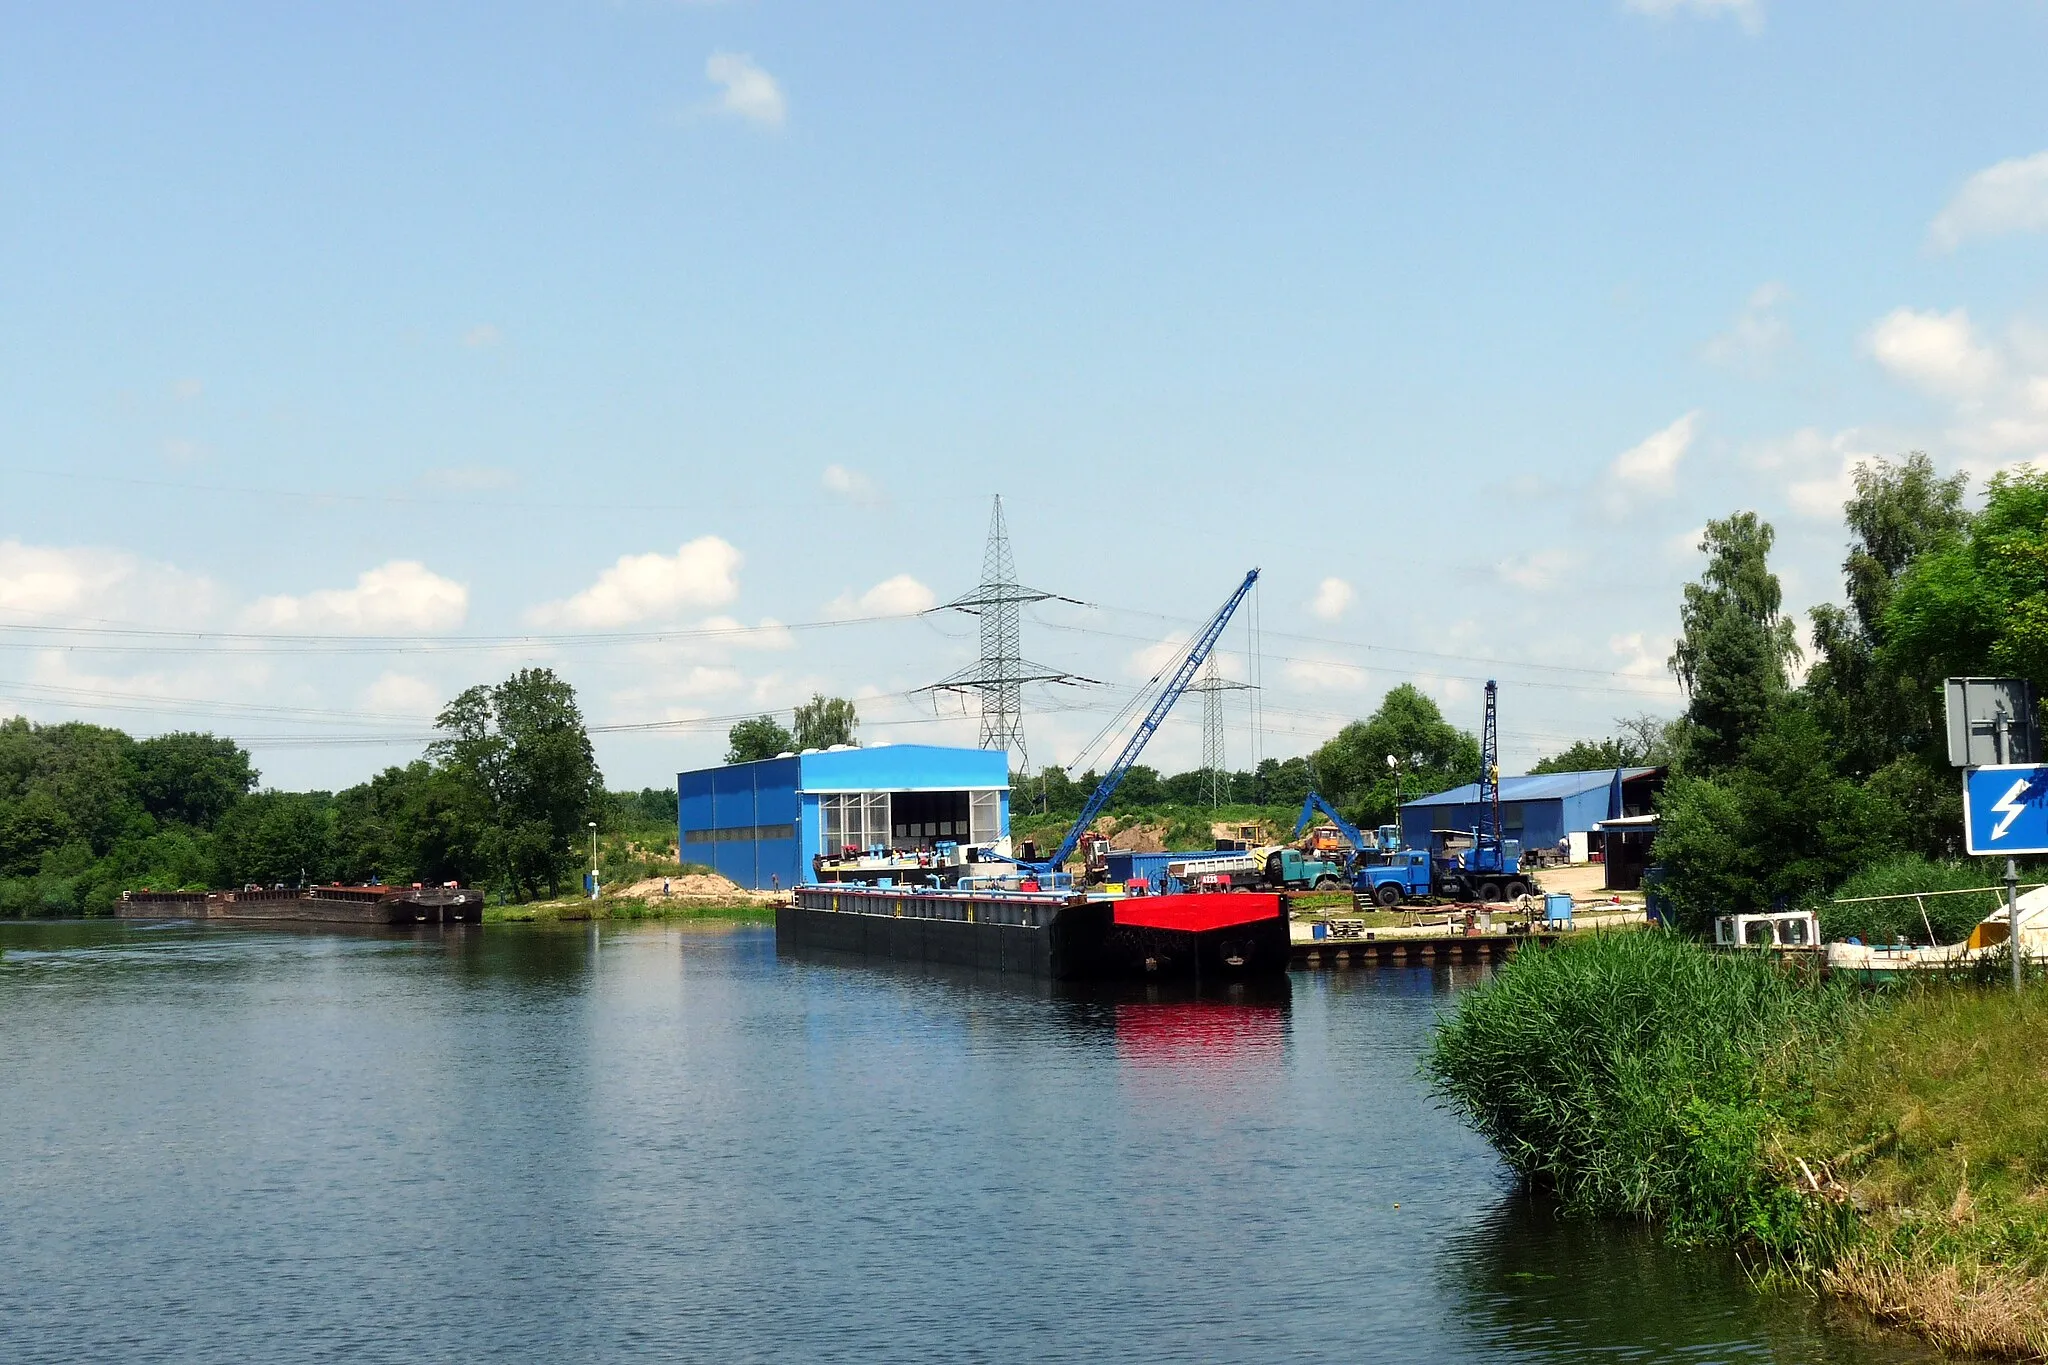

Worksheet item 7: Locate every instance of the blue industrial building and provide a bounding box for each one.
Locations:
[1399,767,1664,856]
[678,744,1011,891]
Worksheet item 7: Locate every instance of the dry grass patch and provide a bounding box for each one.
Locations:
[1824,1251,2048,1359]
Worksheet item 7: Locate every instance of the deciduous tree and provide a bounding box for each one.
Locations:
[725,715,795,764]
[792,694,859,750]
[1669,513,1799,773]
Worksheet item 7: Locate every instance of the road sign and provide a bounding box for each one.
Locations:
[1963,764,2048,856]
[1946,677,2038,768]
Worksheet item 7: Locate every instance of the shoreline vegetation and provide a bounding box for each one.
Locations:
[1427,931,2048,1359]
[485,898,776,924]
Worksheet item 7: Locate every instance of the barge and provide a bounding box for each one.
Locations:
[120,884,485,925]
[779,884,1290,982]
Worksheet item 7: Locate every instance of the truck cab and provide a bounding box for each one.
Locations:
[1264,847,1349,891]
[1354,849,1433,907]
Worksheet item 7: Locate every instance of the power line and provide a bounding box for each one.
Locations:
[0,611,921,655]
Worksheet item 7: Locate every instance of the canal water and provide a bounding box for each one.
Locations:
[1,920,1944,1363]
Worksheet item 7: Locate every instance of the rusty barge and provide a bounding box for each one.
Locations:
[119,885,485,926]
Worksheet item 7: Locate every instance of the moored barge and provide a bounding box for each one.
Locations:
[779,884,1289,982]
[120,885,485,925]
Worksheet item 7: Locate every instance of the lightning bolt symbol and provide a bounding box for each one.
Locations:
[1993,777,2034,840]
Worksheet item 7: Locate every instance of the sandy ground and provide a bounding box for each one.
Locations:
[1532,862,1639,903]
[610,873,778,905]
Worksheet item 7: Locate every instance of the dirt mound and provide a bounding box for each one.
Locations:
[611,873,775,904]
[1112,823,1169,854]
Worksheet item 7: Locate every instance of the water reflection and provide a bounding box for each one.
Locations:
[0,919,1943,1365]
[1439,1192,1950,1362]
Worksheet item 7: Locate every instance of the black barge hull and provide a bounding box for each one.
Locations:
[778,886,1289,982]
[120,886,485,925]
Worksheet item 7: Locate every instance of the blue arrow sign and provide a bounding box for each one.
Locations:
[1964,764,2048,856]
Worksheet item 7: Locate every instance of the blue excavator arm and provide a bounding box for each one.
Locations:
[1291,791,1369,853]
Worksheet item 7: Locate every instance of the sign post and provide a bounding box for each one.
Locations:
[1953,678,2044,992]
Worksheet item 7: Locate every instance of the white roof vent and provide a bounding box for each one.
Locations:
[775,751,797,759]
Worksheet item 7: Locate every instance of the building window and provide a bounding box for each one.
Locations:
[969,790,1000,844]
[821,793,890,850]
[683,824,794,845]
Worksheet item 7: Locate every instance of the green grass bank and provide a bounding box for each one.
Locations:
[1427,932,2048,1358]
[484,898,774,924]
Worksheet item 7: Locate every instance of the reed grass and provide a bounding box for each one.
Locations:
[1819,854,2008,946]
[1426,929,1859,1261]
[1430,933,2048,1355]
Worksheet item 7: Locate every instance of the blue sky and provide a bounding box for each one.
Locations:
[4,0,2048,790]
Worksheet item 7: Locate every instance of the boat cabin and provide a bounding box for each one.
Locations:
[1712,910,1820,950]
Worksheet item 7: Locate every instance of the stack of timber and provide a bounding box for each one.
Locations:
[120,885,485,925]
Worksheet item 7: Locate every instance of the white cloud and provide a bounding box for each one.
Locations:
[362,672,444,718]
[613,665,747,710]
[531,536,742,627]
[462,323,502,348]
[1608,632,1680,688]
[1309,577,1354,621]
[246,561,468,633]
[706,52,786,128]
[1702,282,1789,374]
[0,540,220,626]
[1498,548,1579,591]
[1929,151,2048,252]
[1127,633,1191,680]
[1663,526,1706,563]
[693,614,797,651]
[1740,426,1884,520]
[1786,455,1866,521]
[1623,0,1762,34]
[821,464,883,507]
[826,573,935,619]
[1283,657,1365,692]
[1609,412,1699,498]
[1867,307,2000,399]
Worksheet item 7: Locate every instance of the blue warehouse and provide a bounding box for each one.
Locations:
[678,744,1012,891]
[1399,767,1664,857]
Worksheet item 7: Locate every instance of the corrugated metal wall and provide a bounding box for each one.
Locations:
[1398,788,1620,856]
[677,757,801,890]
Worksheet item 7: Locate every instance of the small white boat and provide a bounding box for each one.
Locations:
[1824,884,2048,980]
[1713,909,1822,955]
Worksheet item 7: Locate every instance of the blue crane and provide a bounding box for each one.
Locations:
[1474,679,1501,860]
[1040,569,1260,872]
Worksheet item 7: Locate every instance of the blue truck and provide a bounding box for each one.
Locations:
[1350,836,1532,907]
[1346,680,1537,907]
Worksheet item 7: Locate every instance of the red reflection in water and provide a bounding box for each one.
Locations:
[1113,997,1286,1067]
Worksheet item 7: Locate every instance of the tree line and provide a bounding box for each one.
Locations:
[1650,454,2039,932]
[0,667,665,915]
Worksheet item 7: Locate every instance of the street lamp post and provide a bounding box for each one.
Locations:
[589,821,599,901]
[1385,754,1401,845]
